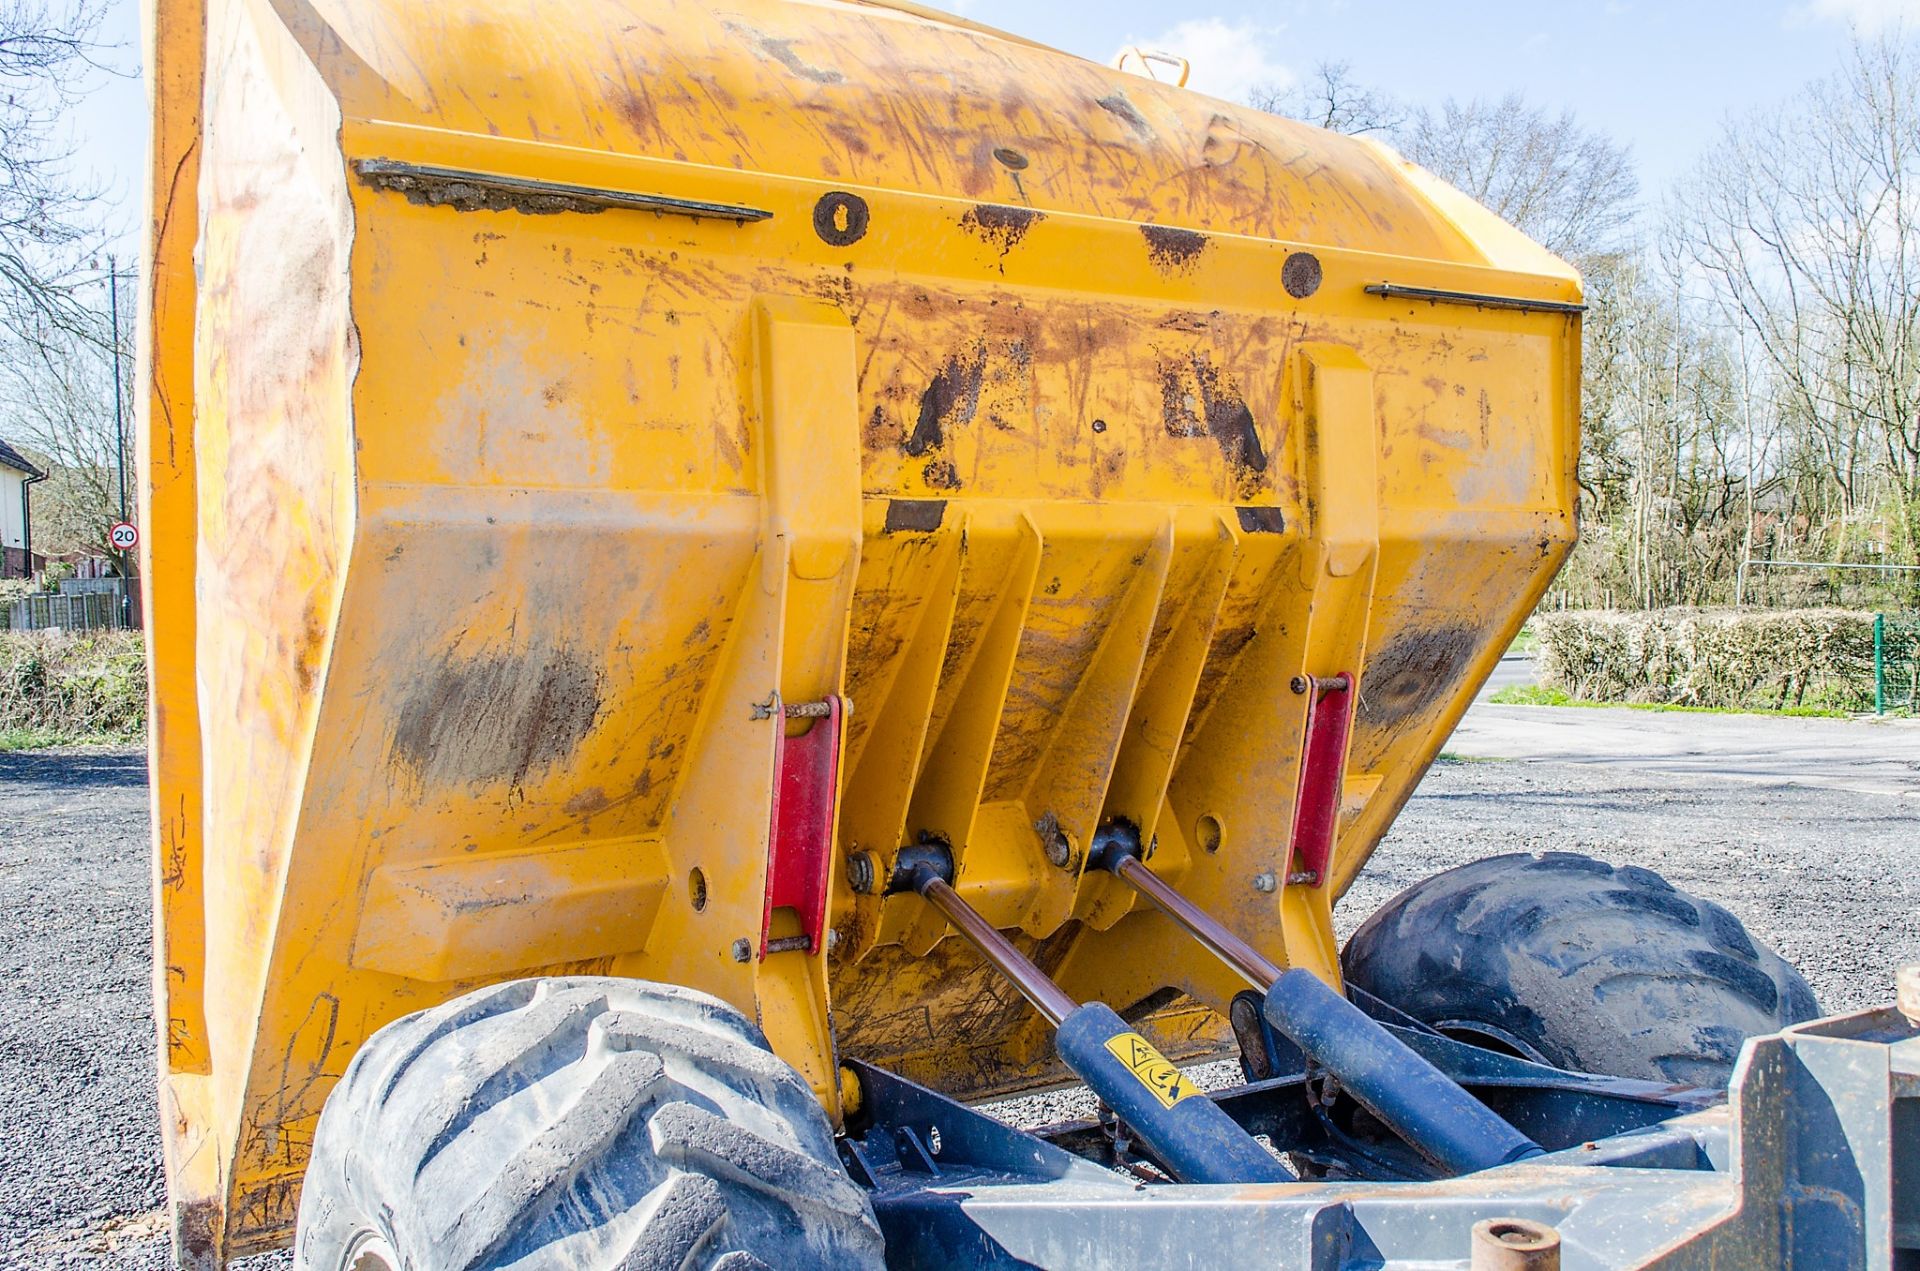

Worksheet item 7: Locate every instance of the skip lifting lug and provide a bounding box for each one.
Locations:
[1290,672,1351,697]
[751,694,850,721]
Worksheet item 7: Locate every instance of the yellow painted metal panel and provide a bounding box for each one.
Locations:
[351,838,672,981]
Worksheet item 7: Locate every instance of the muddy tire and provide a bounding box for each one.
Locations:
[294,977,884,1271]
[1342,852,1820,1088]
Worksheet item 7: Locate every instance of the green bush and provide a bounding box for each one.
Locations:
[1533,609,1909,713]
[0,630,148,744]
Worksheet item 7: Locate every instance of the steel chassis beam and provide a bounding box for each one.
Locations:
[840,1005,1919,1270]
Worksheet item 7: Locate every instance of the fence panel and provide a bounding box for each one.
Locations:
[1875,614,1920,715]
[0,592,124,632]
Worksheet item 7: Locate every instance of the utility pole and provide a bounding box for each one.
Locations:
[108,255,132,628]
[109,255,127,524]
[1735,326,1755,609]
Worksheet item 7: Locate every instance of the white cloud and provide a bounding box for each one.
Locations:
[1122,18,1293,103]
[1796,0,1920,30]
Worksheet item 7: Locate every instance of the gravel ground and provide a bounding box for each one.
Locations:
[2,745,1914,1268]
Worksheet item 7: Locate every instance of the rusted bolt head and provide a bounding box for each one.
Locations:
[1044,828,1074,869]
[1898,964,1920,1027]
[1253,871,1278,894]
[1289,675,1310,695]
[1469,1217,1561,1271]
[847,851,876,895]
[730,938,752,963]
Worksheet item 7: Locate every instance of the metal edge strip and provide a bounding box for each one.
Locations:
[1365,282,1586,316]
[352,158,774,222]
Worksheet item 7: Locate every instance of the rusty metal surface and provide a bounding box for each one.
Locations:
[1470,1218,1562,1271]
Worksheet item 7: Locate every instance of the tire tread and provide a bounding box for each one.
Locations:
[1342,853,1819,1085]
[295,978,883,1271]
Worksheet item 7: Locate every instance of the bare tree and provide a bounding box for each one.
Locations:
[1550,248,1763,609]
[9,311,129,574]
[1675,34,1920,575]
[1251,74,1637,261]
[0,0,128,588]
[1249,61,1404,137]
[0,0,112,356]
[1399,95,1639,260]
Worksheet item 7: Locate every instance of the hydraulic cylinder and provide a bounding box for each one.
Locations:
[1094,837,1542,1175]
[897,847,1289,1184]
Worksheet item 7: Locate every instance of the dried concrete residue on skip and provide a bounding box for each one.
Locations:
[358,167,607,216]
[1095,91,1156,141]
[391,646,605,792]
[1357,622,1486,728]
[726,23,844,83]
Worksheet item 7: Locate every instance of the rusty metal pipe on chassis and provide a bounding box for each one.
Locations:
[1090,832,1543,1176]
[893,845,1077,1027]
[1088,824,1283,993]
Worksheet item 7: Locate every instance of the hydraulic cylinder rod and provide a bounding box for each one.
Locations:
[915,873,1077,1026]
[895,845,1287,1185]
[1108,850,1283,991]
[1094,838,1543,1176]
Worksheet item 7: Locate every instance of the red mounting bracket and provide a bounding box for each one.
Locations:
[760,695,845,958]
[1286,673,1354,888]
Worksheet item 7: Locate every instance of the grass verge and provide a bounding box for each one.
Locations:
[0,631,147,750]
[1488,683,1850,718]
[1503,626,1538,656]
[0,727,135,751]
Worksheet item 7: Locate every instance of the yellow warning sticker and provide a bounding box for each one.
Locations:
[1103,1032,1200,1109]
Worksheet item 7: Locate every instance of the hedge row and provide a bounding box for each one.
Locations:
[0,630,148,741]
[1533,608,1910,713]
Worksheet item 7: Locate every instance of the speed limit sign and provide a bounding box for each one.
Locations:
[108,521,139,551]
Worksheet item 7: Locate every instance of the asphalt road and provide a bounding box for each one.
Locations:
[1449,701,1920,797]
[3,724,1916,1268]
[1480,652,1538,694]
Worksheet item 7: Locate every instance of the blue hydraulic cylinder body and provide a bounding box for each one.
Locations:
[1262,968,1543,1175]
[1055,1001,1290,1184]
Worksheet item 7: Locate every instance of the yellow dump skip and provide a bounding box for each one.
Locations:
[140,0,1580,1260]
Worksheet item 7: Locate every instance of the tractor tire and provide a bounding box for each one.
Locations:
[1341,852,1820,1088]
[294,976,884,1271]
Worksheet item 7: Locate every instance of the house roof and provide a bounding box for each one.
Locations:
[0,438,43,479]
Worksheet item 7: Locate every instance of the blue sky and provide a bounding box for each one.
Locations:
[67,0,1920,253]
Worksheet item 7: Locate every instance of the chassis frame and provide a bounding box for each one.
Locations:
[840,999,1919,1270]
